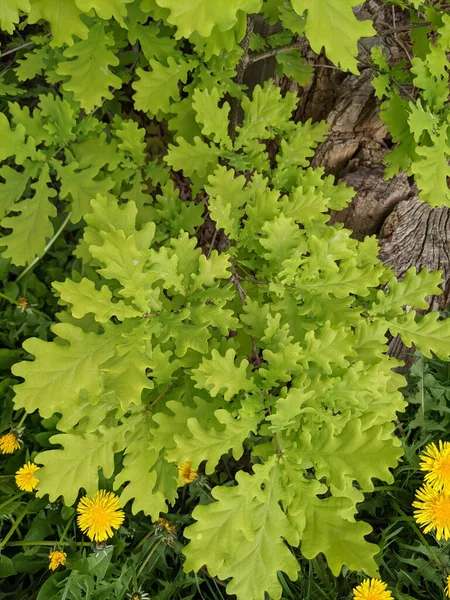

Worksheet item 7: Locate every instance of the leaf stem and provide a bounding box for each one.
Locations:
[136,539,162,578]
[16,211,72,283]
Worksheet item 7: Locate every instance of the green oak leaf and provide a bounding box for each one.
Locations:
[154,0,262,39]
[192,87,231,147]
[28,0,89,47]
[301,496,379,576]
[12,321,134,418]
[291,0,375,73]
[57,23,121,112]
[385,310,450,360]
[192,348,257,401]
[0,0,30,34]
[35,426,127,504]
[1,164,56,266]
[184,459,299,600]
[74,0,133,26]
[133,57,194,116]
[168,406,261,473]
[56,161,115,223]
[411,128,450,207]
[53,277,141,323]
[297,419,402,491]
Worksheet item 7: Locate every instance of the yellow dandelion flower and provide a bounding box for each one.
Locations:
[157,517,176,534]
[178,461,197,484]
[77,490,125,542]
[413,483,450,540]
[18,297,29,311]
[420,441,450,492]
[48,550,67,571]
[0,431,20,454]
[352,578,393,600]
[15,462,39,492]
[445,574,450,599]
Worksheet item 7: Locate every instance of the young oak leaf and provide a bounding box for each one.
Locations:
[133,57,195,116]
[57,22,122,112]
[291,0,375,73]
[115,441,178,518]
[1,164,56,266]
[385,310,450,360]
[184,459,299,600]
[168,406,261,473]
[204,165,249,239]
[101,325,154,410]
[0,0,30,34]
[192,87,231,147]
[53,277,141,323]
[165,136,220,179]
[115,120,147,166]
[34,426,126,505]
[369,267,443,317]
[192,348,257,401]
[74,0,133,26]
[90,226,161,313]
[0,112,42,164]
[28,0,88,47]
[297,418,403,491]
[12,322,134,418]
[301,496,379,576]
[236,82,297,149]
[56,161,115,224]
[154,0,262,39]
[39,95,77,146]
[411,128,450,207]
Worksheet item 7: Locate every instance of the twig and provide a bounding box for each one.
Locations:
[230,272,247,305]
[248,40,307,65]
[228,15,255,141]
[207,229,218,259]
[378,21,431,36]
[144,383,174,413]
[0,40,37,61]
[0,34,51,61]
[230,262,262,367]
[392,6,412,64]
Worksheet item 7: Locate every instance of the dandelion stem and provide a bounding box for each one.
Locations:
[5,540,92,547]
[0,291,20,306]
[16,211,72,283]
[59,513,76,544]
[0,506,29,550]
[17,411,28,429]
[0,492,25,514]
[132,531,155,554]
[137,539,162,578]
